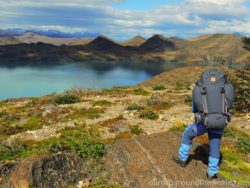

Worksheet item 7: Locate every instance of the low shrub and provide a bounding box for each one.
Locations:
[0,130,106,161]
[224,128,237,138]
[0,111,7,118]
[133,88,149,96]
[224,127,250,153]
[130,125,143,135]
[220,147,250,183]
[92,100,112,107]
[22,116,42,131]
[153,85,166,91]
[147,95,172,110]
[174,82,184,91]
[61,131,105,158]
[238,136,250,153]
[54,94,80,104]
[127,104,145,111]
[87,108,104,119]
[139,110,159,120]
[0,139,32,161]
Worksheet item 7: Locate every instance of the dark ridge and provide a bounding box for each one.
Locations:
[139,34,175,52]
[85,35,123,51]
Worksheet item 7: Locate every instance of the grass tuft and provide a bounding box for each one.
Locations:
[169,119,187,132]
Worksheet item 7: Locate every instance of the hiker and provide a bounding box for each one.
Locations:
[177,69,234,180]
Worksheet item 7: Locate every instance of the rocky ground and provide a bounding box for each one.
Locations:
[0,66,249,187]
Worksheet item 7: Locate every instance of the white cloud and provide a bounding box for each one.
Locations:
[185,0,249,18]
[0,0,250,39]
[200,19,250,34]
[0,0,124,7]
[186,0,246,5]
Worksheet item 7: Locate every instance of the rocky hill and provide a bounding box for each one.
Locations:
[0,31,77,46]
[0,34,249,66]
[139,34,176,52]
[0,66,249,187]
[15,32,76,46]
[85,35,124,51]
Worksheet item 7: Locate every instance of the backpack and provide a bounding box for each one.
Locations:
[193,69,235,129]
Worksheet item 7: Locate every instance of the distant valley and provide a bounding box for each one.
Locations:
[0,31,249,67]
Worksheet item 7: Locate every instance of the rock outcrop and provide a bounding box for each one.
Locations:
[105,131,239,188]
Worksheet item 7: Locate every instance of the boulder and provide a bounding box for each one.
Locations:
[4,152,85,188]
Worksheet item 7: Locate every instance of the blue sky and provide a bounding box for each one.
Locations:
[0,0,250,40]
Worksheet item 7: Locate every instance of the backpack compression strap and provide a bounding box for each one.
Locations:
[201,86,208,114]
[221,86,228,115]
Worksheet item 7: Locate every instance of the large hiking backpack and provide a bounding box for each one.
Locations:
[193,69,234,129]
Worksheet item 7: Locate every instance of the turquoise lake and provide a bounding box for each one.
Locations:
[0,61,198,100]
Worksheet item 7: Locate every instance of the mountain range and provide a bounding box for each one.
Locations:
[0,32,249,67]
[0,29,99,38]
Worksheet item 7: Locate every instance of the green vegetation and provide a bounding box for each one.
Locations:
[60,131,105,158]
[153,85,166,91]
[174,82,183,91]
[92,100,112,107]
[129,125,143,135]
[218,127,250,184]
[63,107,104,121]
[22,116,42,131]
[238,135,250,153]
[133,87,150,96]
[230,70,250,112]
[102,86,129,95]
[224,127,250,153]
[0,139,33,161]
[0,115,43,136]
[242,37,250,50]
[0,128,105,161]
[174,81,190,91]
[139,110,159,120]
[87,108,104,119]
[147,95,172,111]
[54,94,80,104]
[219,170,250,184]
[220,147,250,184]
[127,104,145,111]
[0,111,6,118]
[223,128,236,138]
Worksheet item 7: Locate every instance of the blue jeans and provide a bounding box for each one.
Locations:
[178,123,224,176]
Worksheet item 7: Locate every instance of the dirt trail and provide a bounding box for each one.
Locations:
[105,131,239,188]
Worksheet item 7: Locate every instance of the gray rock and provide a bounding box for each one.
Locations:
[42,105,63,117]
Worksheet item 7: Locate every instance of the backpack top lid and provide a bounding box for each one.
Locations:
[197,69,226,86]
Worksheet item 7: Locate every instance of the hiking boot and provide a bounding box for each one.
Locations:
[179,159,187,167]
[206,172,217,180]
[172,156,187,167]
